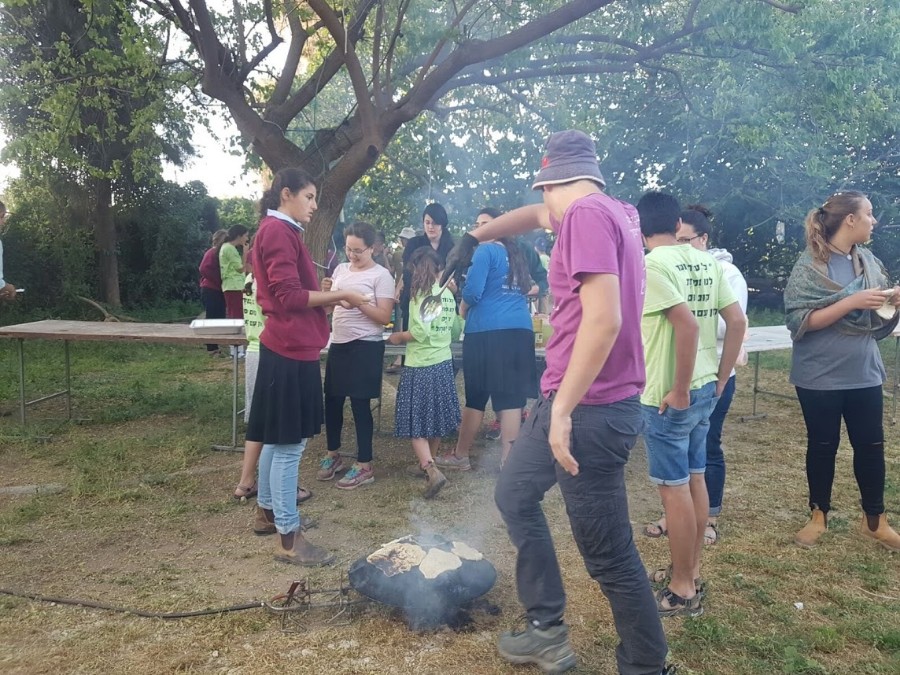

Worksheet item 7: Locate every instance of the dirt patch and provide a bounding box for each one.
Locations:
[1,363,899,674]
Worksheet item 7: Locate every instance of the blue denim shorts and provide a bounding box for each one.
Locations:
[642,381,719,486]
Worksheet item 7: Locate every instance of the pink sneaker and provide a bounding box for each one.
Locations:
[316,455,345,481]
[335,464,375,490]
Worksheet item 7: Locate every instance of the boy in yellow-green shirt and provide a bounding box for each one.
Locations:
[636,191,746,619]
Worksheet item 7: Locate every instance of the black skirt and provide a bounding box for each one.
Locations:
[324,339,386,400]
[462,328,538,398]
[246,344,324,444]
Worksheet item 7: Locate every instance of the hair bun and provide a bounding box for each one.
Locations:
[686,203,713,219]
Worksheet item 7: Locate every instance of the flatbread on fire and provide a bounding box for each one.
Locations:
[450,541,484,561]
[367,542,426,577]
[419,548,462,579]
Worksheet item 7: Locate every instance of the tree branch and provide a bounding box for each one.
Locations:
[269,0,377,129]
[268,0,305,107]
[235,0,285,81]
[756,0,801,13]
[411,0,478,91]
[394,0,618,119]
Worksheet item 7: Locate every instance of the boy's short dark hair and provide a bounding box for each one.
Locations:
[636,191,681,237]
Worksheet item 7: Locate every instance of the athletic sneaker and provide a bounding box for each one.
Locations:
[497,622,577,674]
[434,454,472,471]
[484,420,501,441]
[316,455,345,481]
[335,464,375,490]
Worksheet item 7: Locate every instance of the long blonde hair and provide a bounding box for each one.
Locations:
[804,190,867,262]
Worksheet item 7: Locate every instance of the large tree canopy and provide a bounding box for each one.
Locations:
[347,0,900,297]
[0,0,191,305]
[144,0,802,260]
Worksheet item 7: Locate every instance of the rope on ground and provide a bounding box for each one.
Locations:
[0,587,265,619]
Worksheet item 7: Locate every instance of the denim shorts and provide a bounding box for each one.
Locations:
[642,381,719,486]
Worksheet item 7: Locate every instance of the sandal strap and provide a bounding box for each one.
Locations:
[658,587,687,608]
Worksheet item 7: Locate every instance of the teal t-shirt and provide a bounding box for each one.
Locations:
[243,273,264,352]
[641,244,737,407]
[406,284,462,367]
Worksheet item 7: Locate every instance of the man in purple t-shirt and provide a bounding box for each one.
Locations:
[444,131,670,675]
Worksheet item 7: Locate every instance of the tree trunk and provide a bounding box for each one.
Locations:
[306,199,343,280]
[93,177,121,307]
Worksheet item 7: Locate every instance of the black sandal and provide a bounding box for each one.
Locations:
[648,564,706,598]
[656,586,703,618]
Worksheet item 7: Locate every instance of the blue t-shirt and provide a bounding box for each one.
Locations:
[462,242,532,333]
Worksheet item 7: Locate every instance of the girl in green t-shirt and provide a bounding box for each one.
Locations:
[388,247,462,499]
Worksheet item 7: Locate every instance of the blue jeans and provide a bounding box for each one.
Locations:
[495,395,667,675]
[706,375,736,516]
[642,381,718,486]
[257,440,308,534]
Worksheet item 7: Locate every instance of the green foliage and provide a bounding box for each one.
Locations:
[0,0,193,305]
[0,0,190,184]
[215,197,256,233]
[1,176,95,313]
[341,0,900,307]
[116,181,218,306]
[0,177,219,317]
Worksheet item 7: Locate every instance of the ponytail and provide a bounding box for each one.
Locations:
[259,167,316,218]
[804,191,867,263]
[804,207,830,263]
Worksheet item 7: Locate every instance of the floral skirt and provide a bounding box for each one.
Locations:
[394,359,461,439]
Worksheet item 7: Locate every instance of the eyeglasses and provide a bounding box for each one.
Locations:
[676,234,704,244]
[345,246,371,256]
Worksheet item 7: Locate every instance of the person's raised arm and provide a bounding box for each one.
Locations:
[443,205,551,284]
[548,273,622,476]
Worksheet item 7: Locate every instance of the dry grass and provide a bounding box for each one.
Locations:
[0,343,898,674]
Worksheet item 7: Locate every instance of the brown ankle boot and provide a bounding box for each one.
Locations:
[794,508,827,549]
[274,532,335,567]
[423,462,447,499]
[253,506,276,536]
[860,513,900,552]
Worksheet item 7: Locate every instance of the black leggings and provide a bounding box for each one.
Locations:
[795,385,886,516]
[325,395,374,463]
[200,287,226,352]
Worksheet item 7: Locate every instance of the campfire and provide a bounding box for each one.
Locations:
[348,534,497,629]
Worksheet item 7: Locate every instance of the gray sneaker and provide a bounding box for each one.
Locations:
[497,622,577,674]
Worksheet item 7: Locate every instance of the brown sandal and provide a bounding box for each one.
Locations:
[642,519,668,538]
[233,483,258,501]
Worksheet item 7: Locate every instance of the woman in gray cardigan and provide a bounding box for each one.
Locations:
[784,190,900,552]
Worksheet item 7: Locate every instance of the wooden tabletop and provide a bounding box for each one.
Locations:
[0,320,247,346]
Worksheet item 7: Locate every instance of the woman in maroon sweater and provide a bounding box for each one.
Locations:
[198,229,228,355]
[246,167,367,567]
